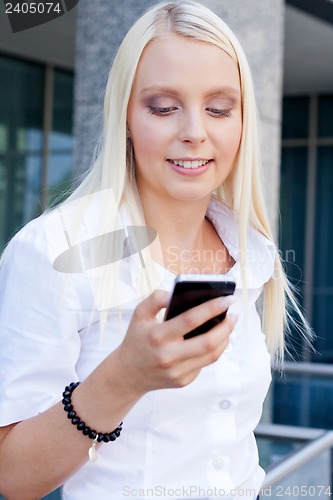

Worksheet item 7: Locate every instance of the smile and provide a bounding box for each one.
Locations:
[168,159,210,169]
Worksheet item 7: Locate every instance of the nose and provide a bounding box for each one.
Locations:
[178,109,208,145]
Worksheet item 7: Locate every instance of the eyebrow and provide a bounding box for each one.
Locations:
[140,85,240,99]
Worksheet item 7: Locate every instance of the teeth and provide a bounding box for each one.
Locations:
[171,160,209,169]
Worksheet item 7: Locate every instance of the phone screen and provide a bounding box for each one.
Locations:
[164,276,236,339]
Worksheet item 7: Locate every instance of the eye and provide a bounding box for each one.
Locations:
[206,108,232,118]
[148,106,178,116]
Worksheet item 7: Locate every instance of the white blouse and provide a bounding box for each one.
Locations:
[0,197,276,500]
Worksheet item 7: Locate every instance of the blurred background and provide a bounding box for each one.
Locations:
[0,0,333,497]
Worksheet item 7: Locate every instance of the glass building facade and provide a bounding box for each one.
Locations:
[274,94,333,429]
[0,54,74,249]
[279,94,333,362]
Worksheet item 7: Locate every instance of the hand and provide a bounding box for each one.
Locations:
[113,290,237,395]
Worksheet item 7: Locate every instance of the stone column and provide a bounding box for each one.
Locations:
[73,0,157,177]
[203,0,285,235]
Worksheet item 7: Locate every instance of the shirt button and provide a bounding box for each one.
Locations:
[213,457,225,470]
[219,399,231,410]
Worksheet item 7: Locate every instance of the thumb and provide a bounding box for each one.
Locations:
[135,289,170,319]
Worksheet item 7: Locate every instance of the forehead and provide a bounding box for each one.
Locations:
[131,35,240,97]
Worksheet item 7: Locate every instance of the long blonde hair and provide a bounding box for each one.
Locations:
[63,1,311,360]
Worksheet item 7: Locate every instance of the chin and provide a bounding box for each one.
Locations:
[170,189,213,203]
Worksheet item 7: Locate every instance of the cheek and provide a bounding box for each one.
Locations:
[132,129,151,158]
[221,120,242,159]
[130,118,154,159]
[131,116,170,162]
[231,128,242,158]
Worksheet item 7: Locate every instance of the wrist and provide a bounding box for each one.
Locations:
[102,346,146,402]
[70,349,143,434]
[62,382,123,462]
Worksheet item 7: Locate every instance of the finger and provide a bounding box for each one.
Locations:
[134,289,170,319]
[177,313,237,360]
[160,315,238,387]
[163,294,236,341]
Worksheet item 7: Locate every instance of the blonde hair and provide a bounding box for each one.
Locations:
[63,1,311,360]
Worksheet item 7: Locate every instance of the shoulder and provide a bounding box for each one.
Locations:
[1,208,70,270]
[1,213,52,269]
[2,193,105,270]
[0,208,87,340]
[0,205,89,305]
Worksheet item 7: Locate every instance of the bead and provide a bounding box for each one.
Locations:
[66,382,79,393]
[61,382,122,451]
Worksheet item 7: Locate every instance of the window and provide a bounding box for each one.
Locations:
[273,95,333,429]
[280,94,333,363]
[0,54,74,249]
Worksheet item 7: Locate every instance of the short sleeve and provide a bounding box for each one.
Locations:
[0,218,83,426]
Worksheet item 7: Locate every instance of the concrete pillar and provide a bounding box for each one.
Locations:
[203,0,285,235]
[73,0,156,177]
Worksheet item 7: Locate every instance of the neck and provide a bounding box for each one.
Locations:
[138,191,234,275]
[140,192,212,262]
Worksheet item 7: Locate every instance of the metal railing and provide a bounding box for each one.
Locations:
[255,362,333,497]
[276,361,333,377]
[256,424,333,486]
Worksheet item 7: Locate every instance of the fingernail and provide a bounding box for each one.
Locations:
[217,295,236,308]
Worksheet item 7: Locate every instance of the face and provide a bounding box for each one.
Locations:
[127,35,242,205]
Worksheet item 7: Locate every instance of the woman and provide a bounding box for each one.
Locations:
[0,2,308,499]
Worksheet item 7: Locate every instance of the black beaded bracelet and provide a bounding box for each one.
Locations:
[62,382,123,462]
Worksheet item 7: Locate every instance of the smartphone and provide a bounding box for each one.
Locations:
[164,274,236,339]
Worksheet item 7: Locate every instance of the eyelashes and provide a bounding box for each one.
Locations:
[148,106,232,118]
[148,106,177,115]
[206,108,232,118]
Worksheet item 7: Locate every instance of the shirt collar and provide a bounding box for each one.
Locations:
[206,197,276,289]
[104,198,276,292]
